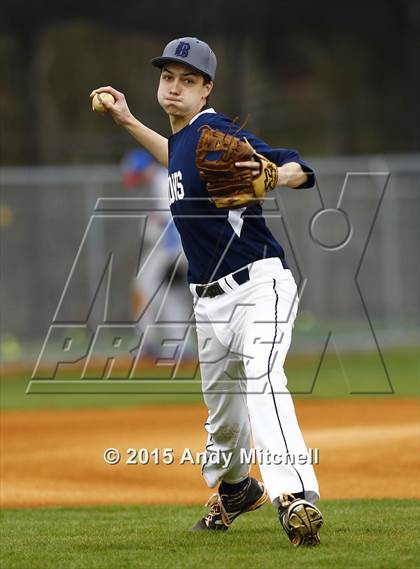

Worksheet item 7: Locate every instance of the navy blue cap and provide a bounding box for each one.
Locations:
[151,37,217,81]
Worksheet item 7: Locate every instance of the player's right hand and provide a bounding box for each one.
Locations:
[90,86,132,127]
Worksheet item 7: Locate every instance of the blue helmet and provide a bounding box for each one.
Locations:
[121,149,155,187]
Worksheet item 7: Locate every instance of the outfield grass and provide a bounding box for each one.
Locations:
[0,500,418,569]
[1,347,418,411]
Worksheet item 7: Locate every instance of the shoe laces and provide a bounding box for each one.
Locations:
[279,493,296,509]
[204,493,231,527]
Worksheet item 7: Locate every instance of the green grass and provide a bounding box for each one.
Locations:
[0,500,418,569]
[1,347,418,411]
[0,379,204,411]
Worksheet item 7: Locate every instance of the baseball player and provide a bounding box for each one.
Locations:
[121,148,190,356]
[91,37,323,546]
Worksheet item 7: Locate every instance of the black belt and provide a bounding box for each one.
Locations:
[195,267,250,298]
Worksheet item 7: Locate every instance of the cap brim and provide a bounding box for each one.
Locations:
[151,57,212,79]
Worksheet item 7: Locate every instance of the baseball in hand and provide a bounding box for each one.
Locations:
[92,92,115,113]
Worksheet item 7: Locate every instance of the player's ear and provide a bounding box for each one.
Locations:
[204,80,213,98]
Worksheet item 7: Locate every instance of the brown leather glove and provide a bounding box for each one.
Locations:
[196,125,279,209]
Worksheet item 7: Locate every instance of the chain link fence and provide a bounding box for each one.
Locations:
[0,154,418,367]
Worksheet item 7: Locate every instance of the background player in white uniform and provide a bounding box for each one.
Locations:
[121,149,190,356]
[91,36,323,547]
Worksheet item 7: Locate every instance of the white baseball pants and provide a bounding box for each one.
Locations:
[190,257,319,503]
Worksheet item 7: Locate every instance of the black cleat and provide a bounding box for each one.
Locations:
[278,493,323,546]
[191,477,268,531]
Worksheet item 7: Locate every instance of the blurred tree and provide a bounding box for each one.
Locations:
[0,0,418,164]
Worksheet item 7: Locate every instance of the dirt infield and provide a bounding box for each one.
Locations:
[1,399,419,508]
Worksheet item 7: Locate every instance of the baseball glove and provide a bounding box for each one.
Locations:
[196,125,279,209]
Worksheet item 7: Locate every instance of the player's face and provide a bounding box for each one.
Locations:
[157,63,213,118]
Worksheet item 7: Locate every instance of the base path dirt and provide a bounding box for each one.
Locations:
[1,399,419,508]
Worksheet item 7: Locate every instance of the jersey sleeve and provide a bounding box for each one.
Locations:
[207,115,315,189]
[240,129,315,190]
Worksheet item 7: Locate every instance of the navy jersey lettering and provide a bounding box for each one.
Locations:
[168,170,184,205]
